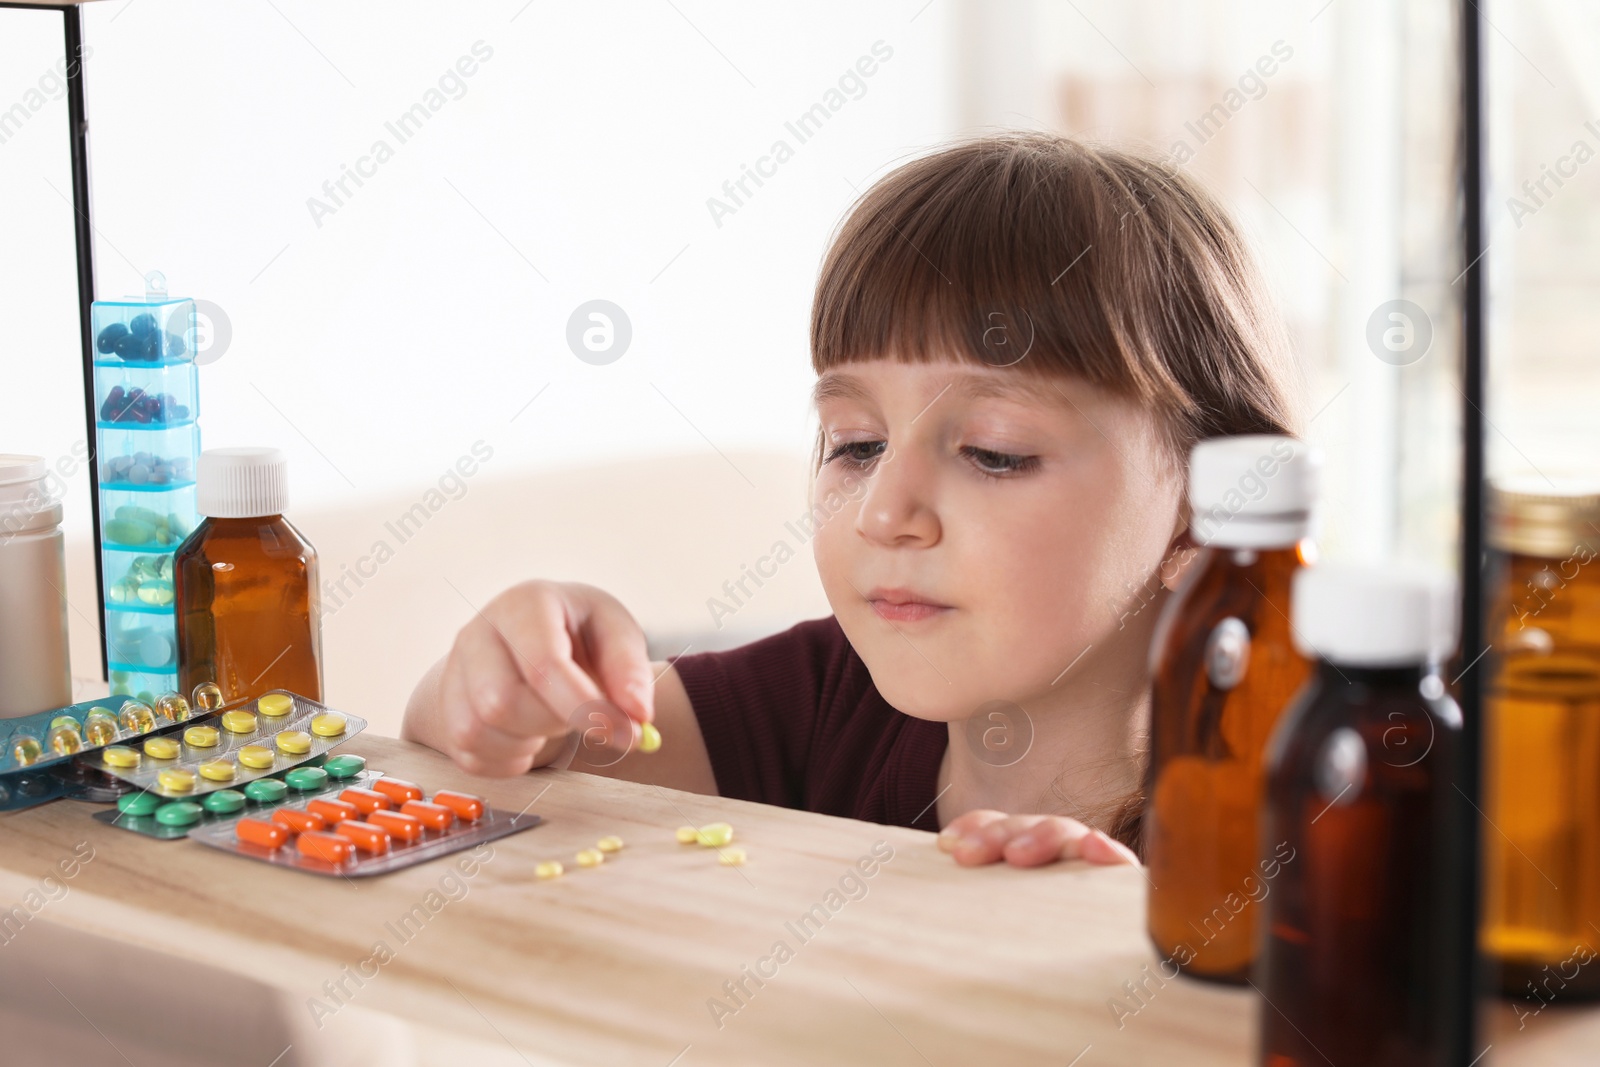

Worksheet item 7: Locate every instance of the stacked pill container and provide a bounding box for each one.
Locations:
[92,274,200,704]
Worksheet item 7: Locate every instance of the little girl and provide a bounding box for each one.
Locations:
[402,133,1302,868]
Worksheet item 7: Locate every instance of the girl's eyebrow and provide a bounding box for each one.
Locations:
[811,372,872,408]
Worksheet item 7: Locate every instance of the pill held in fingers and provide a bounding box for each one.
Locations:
[638,722,662,754]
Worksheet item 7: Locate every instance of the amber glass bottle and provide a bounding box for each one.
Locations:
[1258,564,1464,1067]
[1144,435,1319,983]
[175,447,322,702]
[1483,477,1600,1002]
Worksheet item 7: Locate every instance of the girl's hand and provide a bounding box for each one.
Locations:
[937,809,1141,868]
[402,580,655,777]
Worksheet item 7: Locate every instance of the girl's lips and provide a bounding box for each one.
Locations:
[864,588,947,620]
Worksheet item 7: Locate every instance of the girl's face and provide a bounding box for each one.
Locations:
[811,358,1184,721]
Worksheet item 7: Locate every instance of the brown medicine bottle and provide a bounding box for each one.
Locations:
[1144,435,1319,983]
[1482,477,1600,1003]
[175,447,322,702]
[1258,564,1464,1067]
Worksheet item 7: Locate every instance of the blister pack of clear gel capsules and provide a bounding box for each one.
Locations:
[189,774,540,877]
[93,752,380,839]
[88,688,366,800]
[0,691,202,810]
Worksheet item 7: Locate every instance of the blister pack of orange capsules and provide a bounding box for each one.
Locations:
[86,689,366,799]
[188,773,540,877]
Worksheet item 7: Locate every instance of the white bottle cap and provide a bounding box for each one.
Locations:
[0,454,63,534]
[1188,435,1321,548]
[197,447,289,518]
[1291,563,1458,667]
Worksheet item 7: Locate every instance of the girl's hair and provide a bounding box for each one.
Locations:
[811,133,1304,460]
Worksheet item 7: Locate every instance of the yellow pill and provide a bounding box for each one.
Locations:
[535,861,564,880]
[638,722,662,754]
[184,725,220,748]
[119,701,156,734]
[596,835,624,853]
[220,710,257,734]
[310,713,346,737]
[257,693,295,717]
[238,744,275,769]
[102,745,140,768]
[48,726,83,756]
[192,681,225,711]
[84,713,118,746]
[198,759,236,782]
[143,736,181,759]
[696,822,734,848]
[718,847,748,867]
[11,735,42,766]
[675,826,698,844]
[158,768,196,792]
[155,693,192,722]
[275,730,312,755]
[575,848,604,868]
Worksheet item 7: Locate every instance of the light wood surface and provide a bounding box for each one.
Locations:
[0,733,1594,1066]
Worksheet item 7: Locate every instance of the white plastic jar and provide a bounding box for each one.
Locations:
[0,455,72,717]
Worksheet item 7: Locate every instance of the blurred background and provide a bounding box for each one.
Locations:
[1,0,1596,737]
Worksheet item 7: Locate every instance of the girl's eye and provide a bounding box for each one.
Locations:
[824,440,886,468]
[963,446,1040,478]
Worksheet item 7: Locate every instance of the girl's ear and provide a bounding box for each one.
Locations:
[1158,522,1199,593]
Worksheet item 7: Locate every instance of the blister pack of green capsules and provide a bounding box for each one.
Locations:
[92,753,378,840]
[87,690,365,800]
[0,692,199,811]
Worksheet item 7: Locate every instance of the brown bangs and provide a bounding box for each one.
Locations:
[810,134,1302,455]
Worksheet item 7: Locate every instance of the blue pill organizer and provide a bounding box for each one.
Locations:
[91,272,201,701]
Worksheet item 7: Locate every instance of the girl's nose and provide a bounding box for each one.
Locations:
[855,444,941,548]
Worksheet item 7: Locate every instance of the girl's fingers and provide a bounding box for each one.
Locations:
[567,584,657,725]
[479,583,608,728]
[1001,816,1095,867]
[1079,829,1142,866]
[938,811,1143,868]
[946,813,1051,867]
[437,661,545,776]
[936,809,1008,853]
[451,618,568,740]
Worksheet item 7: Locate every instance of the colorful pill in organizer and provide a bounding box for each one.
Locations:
[155,801,202,827]
[10,735,42,767]
[102,745,140,768]
[84,711,118,746]
[119,701,156,734]
[117,791,161,816]
[50,715,80,733]
[143,736,181,759]
[188,782,528,877]
[192,681,225,712]
[158,768,196,792]
[155,693,192,722]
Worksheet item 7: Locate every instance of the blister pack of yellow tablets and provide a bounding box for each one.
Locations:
[88,689,366,799]
[0,691,202,811]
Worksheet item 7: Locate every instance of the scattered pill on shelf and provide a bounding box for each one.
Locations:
[696,822,734,848]
[675,826,698,844]
[536,861,565,880]
[576,848,604,868]
[718,847,748,867]
[596,835,624,853]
